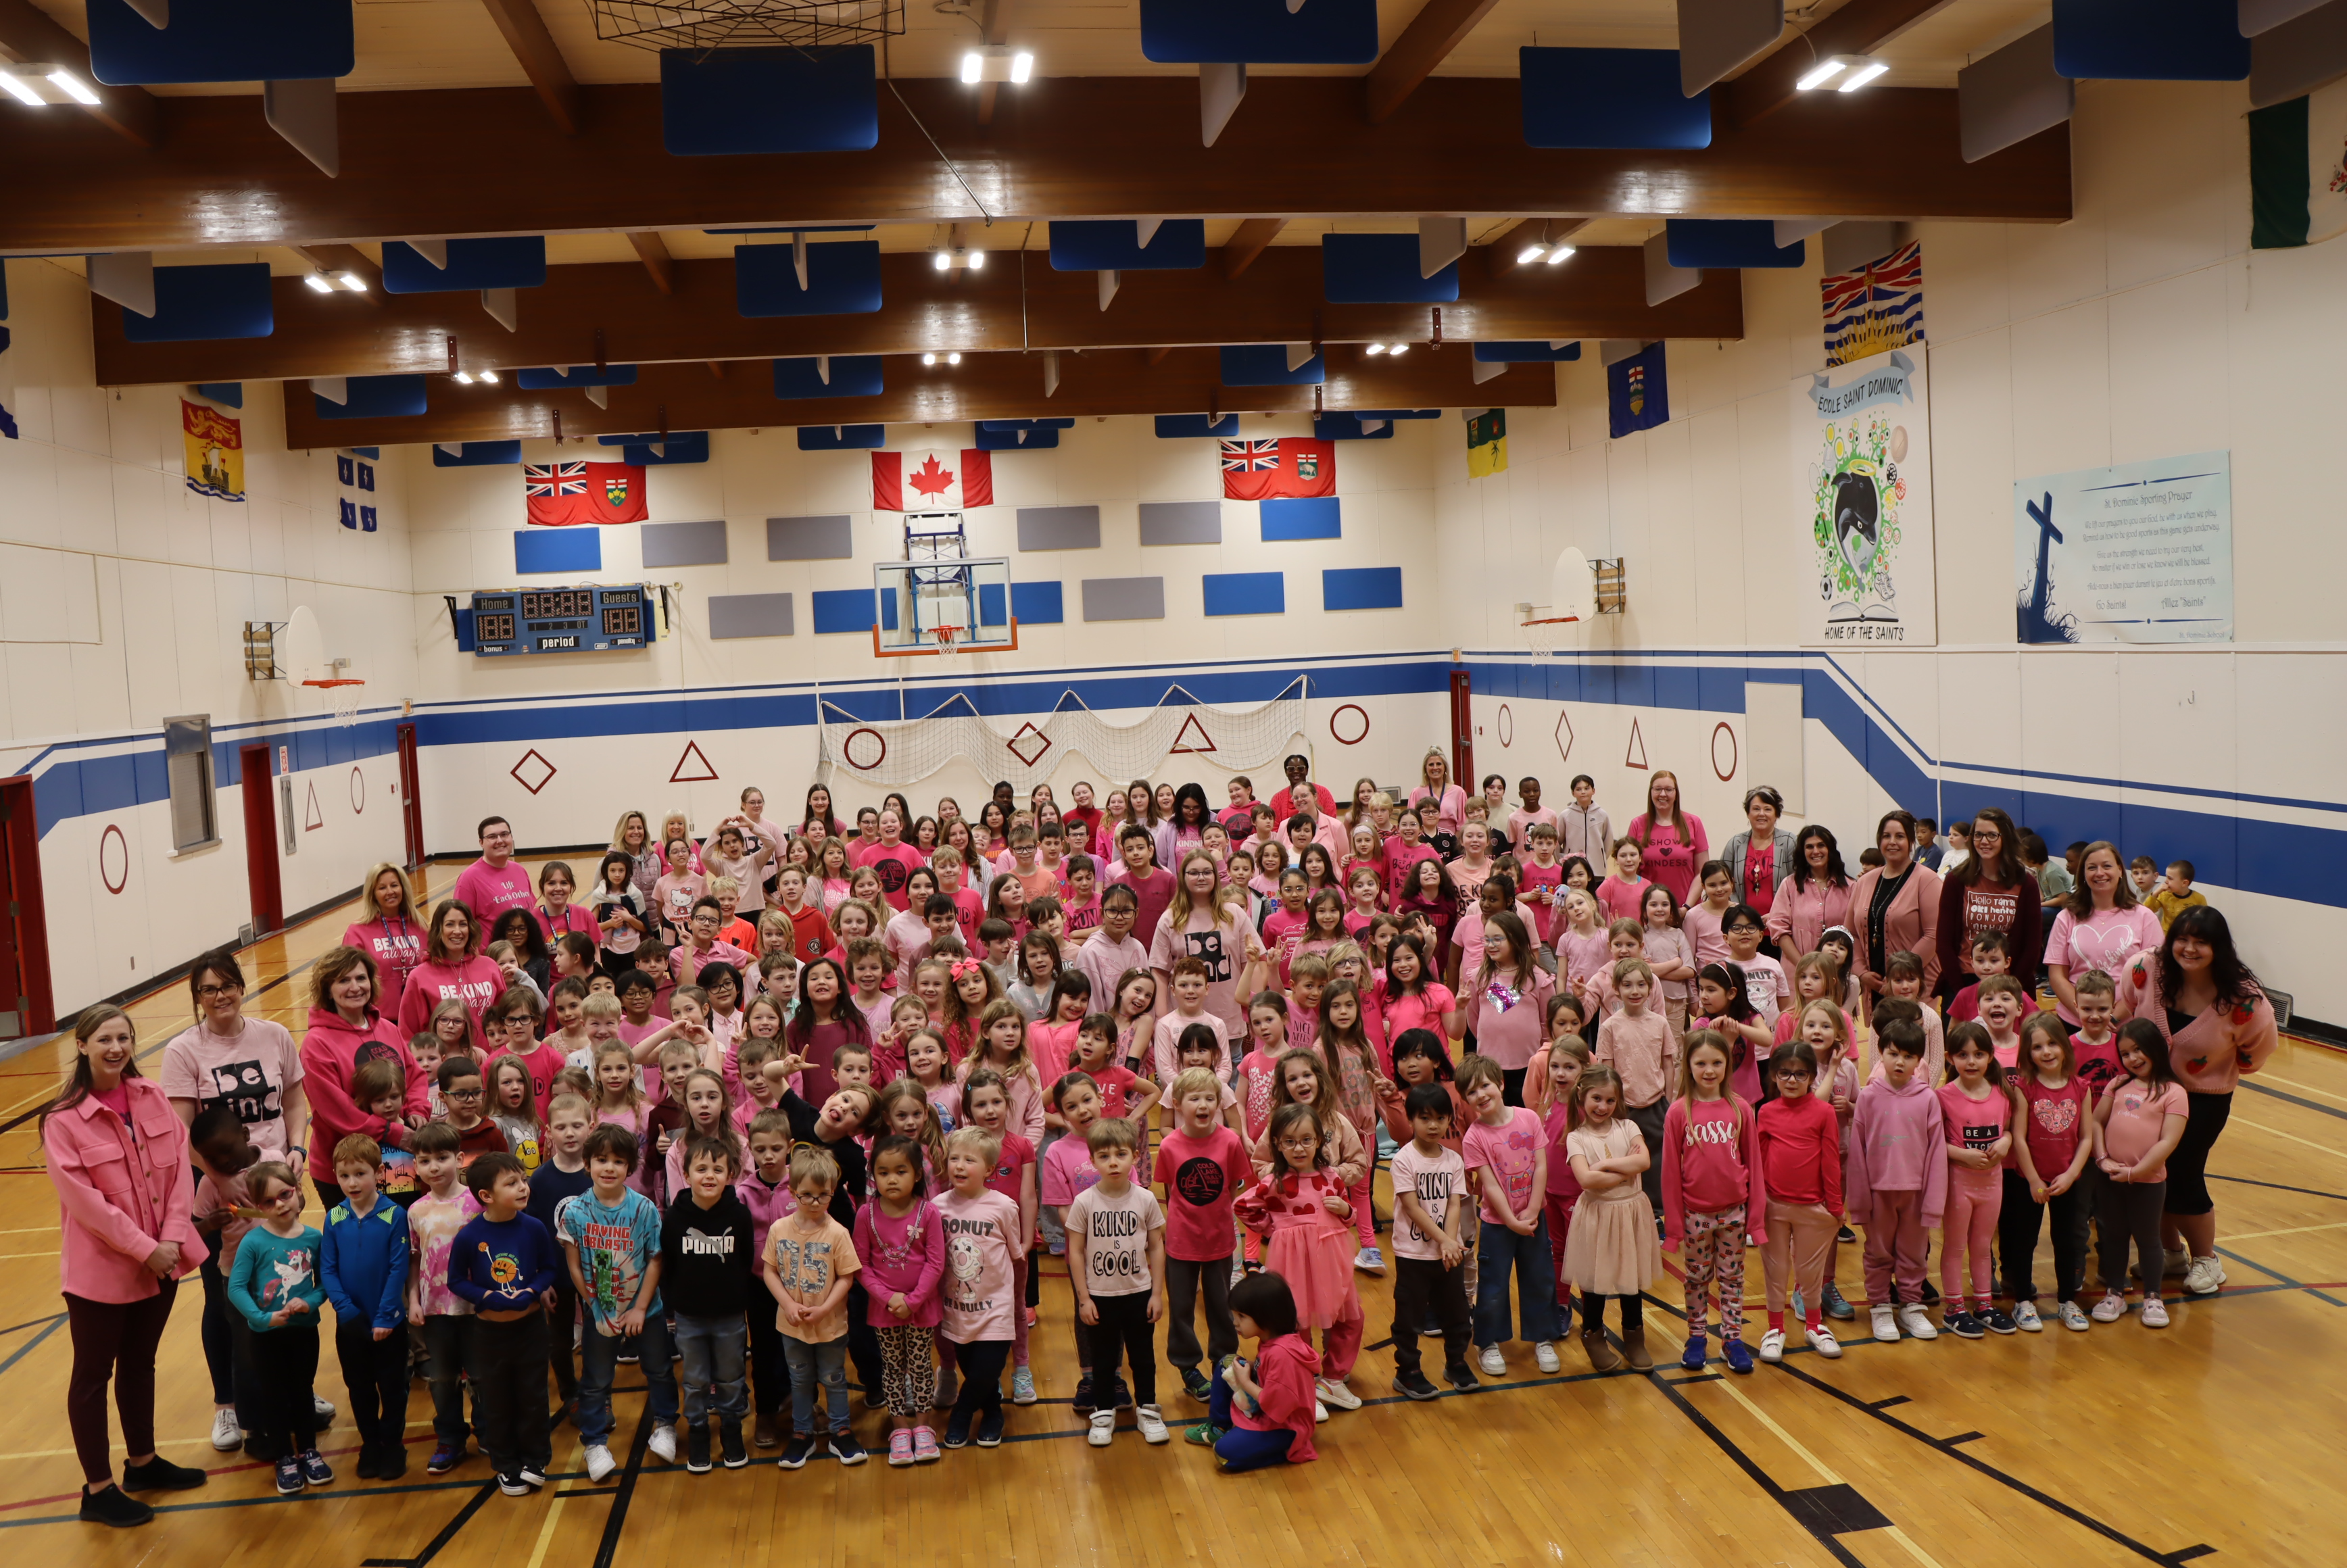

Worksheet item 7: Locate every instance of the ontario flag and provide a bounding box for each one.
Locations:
[871,449,994,511]
[1219,437,1334,501]
[523,460,649,526]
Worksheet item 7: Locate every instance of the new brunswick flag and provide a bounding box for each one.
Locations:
[1466,408,1507,478]
[183,398,244,501]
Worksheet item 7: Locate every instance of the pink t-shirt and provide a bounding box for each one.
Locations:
[1466,966,1552,1071]
[1595,877,1651,923]
[1151,1010,1230,1088]
[454,858,535,928]
[1518,860,1565,944]
[1557,928,1613,991]
[1682,902,1730,968]
[1733,955,1792,1027]
[1063,1182,1164,1296]
[1153,1126,1249,1261]
[1628,814,1708,905]
[2042,905,2164,1024]
[160,1018,304,1157]
[1461,1106,1544,1225]
[2100,1078,2188,1174]
[934,1187,1021,1343]
[1148,906,1257,1037]
[1936,1080,2011,1165]
[1040,1131,1104,1209]
[863,844,926,911]
[1387,1140,1466,1259]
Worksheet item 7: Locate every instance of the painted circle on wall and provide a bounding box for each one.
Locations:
[99,823,128,894]
[1496,704,1514,748]
[1328,704,1371,746]
[350,766,366,814]
[842,727,889,771]
[1712,722,1738,782]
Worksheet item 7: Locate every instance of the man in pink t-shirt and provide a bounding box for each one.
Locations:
[453,816,535,926]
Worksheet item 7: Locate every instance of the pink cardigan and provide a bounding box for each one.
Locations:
[45,1078,206,1303]
[1766,875,1854,961]
[1845,864,1943,996]
[2114,955,2279,1095]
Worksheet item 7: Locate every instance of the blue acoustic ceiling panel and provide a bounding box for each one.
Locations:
[1220,345,1324,385]
[1203,571,1286,616]
[121,264,273,343]
[623,432,710,465]
[982,418,1075,431]
[382,238,548,294]
[1474,342,1584,362]
[1522,48,1712,149]
[1261,497,1341,540]
[1048,220,1209,271]
[736,241,884,317]
[662,46,879,153]
[811,588,879,635]
[1010,581,1065,624]
[976,425,1059,450]
[2052,0,2250,80]
[193,381,242,406]
[1314,414,1394,440]
[1155,414,1240,437]
[515,364,638,389]
[1324,566,1403,610]
[516,529,602,575]
[316,374,426,420]
[1666,219,1805,268]
[1139,0,1378,63]
[773,354,885,399]
[1322,233,1459,303]
[431,441,523,466]
[88,0,352,84]
[798,424,887,449]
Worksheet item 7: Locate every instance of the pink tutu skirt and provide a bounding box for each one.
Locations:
[1267,1215,1361,1329]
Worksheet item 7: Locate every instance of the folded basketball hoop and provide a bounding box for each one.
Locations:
[304,677,365,726]
[1519,545,1595,654]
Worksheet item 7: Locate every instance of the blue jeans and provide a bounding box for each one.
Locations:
[673,1313,750,1427]
[577,1314,679,1446]
[1474,1215,1559,1347]
[783,1336,850,1436]
[1207,1363,1295,1472]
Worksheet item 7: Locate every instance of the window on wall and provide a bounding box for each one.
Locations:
[165,715,218,852]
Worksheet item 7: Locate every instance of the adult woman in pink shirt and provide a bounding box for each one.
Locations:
[1845,811,1942,1002]
[1766,826,1854,969]
[46,1007,209,1525]
[343,862,427,1021]
[2043,841,2162,1027]
[1405,749,1469,837]
[1626,770,1708,908]
[297,946,430,1204]
[2113,907,2279,1298]
[395,899,506,1051]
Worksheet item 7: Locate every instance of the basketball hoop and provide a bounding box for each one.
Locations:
[932,626,961,660]
[1519,614,1577,656]
[304,677,365,727]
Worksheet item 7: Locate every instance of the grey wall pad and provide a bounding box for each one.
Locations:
[767,514,854,560]
[1017,505,1102,551]
[1138,500,1223,545]
[641,518,729,567]
[709,592,794,639]
[1081,577,1165,620]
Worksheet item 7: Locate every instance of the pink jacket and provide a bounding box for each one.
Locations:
[1845,863,1943,996]
[1765,875,1854,961]
[2114,954,2279,1094]
[45,1078,207,1303]
[1845,1074,1947,1225]
[299,1006,430,1158]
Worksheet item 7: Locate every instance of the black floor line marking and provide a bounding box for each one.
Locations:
[1664,1372,1724,1386]
[2169,1547,2217,1563]
[2207,1172,2347,1202]
[1640,1367,1868,1567]
[1941,1431,1983,1446]
[0,1313,65,1339]
[2212,1245,2346,1308]
[0,1318,66,1381]
[1868,1395,1910,1411]
[2237,1079,2347,1125]
[0,1472,541,1532]
[359,1479,499,1568]
[589,1402,658,1568]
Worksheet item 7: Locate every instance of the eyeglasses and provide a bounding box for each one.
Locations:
[197,983,243,998]
[445,1086,485,1100]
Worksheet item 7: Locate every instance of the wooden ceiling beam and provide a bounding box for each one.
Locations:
[625,230,675,293]
[0,77,2068,254]
[93,245,1741,386]
[281,347,1555,448]
[1363,0,1505,124]
[0,0,159,148]
[1722,0,1958,128]
[1223,218,1286,278]
[475,0,582,133]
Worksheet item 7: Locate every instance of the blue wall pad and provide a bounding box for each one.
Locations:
[737,241,884,317]
[1261,496,1342,540]
[767,514,854,560]
[88,0,352,84]
[516,364,637,389]
[709,592,794,639]
[316,374,427,420]
[798,424,886,449]
[431,441,523,466]
[1156,414,1240,437]
[982,419,1075,431]
[810,588,879,635]
[1018,506,1101,551]
[381,238,547,294]
[773,354,885,399]
[1011,581,1065,624]
[662,46,879,153]
[1315,414,1394,440]
[1221,345,1325,385]
[1522,48,1712,149]
[1047,220,1209,271]
[977,583,1009,627]
[1665,219,1805,268]
[623,432,710,466]
[642,519,729,567]
[1138,500,1222,545]
[977,425,1059,450]
[121,264,272,343]
[1322,233,1459,304]
[1203,571,1286,616]
[193,381,243,407]
[1474,342,1583,362]
[2052,0,2250,80]
[515,529,602,575]
[1081,577,1165,621]
[1323,566,1404,610]
[1140,0,1378,63]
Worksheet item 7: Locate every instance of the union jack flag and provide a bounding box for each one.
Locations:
[523,460,587,497]
[1820,240,1925,368]
[1219,439,1282,472]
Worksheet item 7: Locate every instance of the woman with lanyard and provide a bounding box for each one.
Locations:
[1846,810,1943,1004]
[733,785,785,901]
[1627,770,1709,907]
[612,809,662,900]
[1933,807,2043,1003]
[341,862,427,1021]
[160,949,314,1459]
[47,1006,209,1527]
[1406,748,1470,837]
[1767,825,1853,970]
[2114,906,2277,1298]
[2044,840,2163,1037]
[1720,786,1795,954]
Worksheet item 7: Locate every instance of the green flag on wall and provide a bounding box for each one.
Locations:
[1466,408,1507,478]
[2250,84,2347,249]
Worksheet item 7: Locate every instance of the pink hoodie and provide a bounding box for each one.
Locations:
[1232,1331,1324,1462]
[343,914,427,1017]
[395,956,506,1050]
[45,1079,207,1303]
[1843,1073,1948,1227]
[298,1006,429,1158]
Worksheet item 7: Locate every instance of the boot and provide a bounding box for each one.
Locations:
[753,1411,783,1449]
[1581,1325,1623,1373]
[1621,1327,1655,1371]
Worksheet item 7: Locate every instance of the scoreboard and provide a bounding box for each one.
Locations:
[470,584,656,656]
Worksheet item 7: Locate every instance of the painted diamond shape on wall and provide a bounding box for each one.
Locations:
[1554,708,1574,765]
[511,748,557,795]
[1007,722,1052,768]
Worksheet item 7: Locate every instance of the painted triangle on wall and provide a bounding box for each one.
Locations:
[671,740,720,783]
[1624,716,1649,770]
[1169,713,1217,754]
[304,779,324,831]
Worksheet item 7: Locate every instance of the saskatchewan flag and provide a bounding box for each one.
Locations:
[2250,82,2347,249]
[1466,408,1507,477]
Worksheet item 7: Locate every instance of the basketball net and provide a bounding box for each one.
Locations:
[305,678,365,727]
[1522,614,1576,658]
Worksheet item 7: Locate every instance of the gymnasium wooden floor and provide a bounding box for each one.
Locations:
[9,859,2344,1565]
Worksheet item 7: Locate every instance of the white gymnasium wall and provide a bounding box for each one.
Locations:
[1433,78,2347,1019]
[0,259,416,1014]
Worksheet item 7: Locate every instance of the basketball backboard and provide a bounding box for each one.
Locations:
[873,555,1018,657]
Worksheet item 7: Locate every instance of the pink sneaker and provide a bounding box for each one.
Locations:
[911,1426,942,1464]
[888,1430,915,1467]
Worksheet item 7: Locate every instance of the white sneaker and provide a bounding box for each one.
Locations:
[1353,1246,1386,1275]
[585,1444,617,1482]
[1136,1404,1170,1444]
[1478,1344,1506,1376]
[1087,1411,1115,1447]
[210,1408,243,1452]
[1229,1263,1247,1285]
[1533,1340,1561,1373]
[312,1394,337,1425]
[2058,1300,2091,1332]
[2183,1255,2227,1296]
[1806,1325,1843,1360]
[2091,1291,2129,1323]
[1897,1303,1938,1340]
[2141,1297,2171,1328]
[1871,1304,1900,1343]
[1758,1329,1785,1363]
[1315,1375,1362,1411]
[2162,1246,2191,1277]
[1313,1400,1328,1423]
[646,1423,678,1463]
[2012,1300,2043,1333]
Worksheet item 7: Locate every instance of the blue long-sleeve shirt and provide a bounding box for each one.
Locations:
[447,1211,560,1312]
[321,1196,412,1331]
[226,1224,329,1333]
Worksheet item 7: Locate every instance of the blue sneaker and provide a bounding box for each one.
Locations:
[298,1448,333,1486]
[1722,1339,1754,1375]
[1680,1331,1707,1371]
[1822,1283,1856,1321]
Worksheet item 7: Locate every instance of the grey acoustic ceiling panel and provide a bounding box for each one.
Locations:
[1676,0,1783,94]
[2251,0,2347,105]
[641,518,729,567]
[708,592,794,639]
[1958,24,2075,164]
[767,514,854,560]
[1138,500,1223,545]
[1017,505,1102,551]
[1081,577,1165,620]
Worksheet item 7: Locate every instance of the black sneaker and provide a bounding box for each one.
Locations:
[298,1448,333,1487]
[1180,1367,1213,1404]
[776,1436,814,1470]
[942,1414,973,1450]
[1981,1306,2018,1335]
[498,1471,531,1497]
[1920,1279,1941,1306]
[78,1485,154,1528]
[686,1425,712,1474]
[121,1455,206,1492]
[518,1464,547,1490]
[975,1410,1005,1448]
[1393,1369,1439,1401]
[829,1431,868,1467]
[1836,1224,1857,1243]
[1944,1310,1986,1340]
[719,1422,748,1469]
[1445,1362,1480,1393]
[274,1456,305,1495]
[1069,1379,1096,1421]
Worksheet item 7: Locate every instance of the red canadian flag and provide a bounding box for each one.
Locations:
[871,448,994,511]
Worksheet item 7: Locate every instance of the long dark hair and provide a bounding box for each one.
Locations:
[490,907,551,970]
[1697,961,1757,1023]
[1228,1269,1301,1338]
[2157,905,2263,1013]
[1792,825,1849,891]
[1171,782,1210,829]
[1874,810,1918,856]
[1480,910,1536,985]
[1952,808,2025,889]
[1384,933,1436,1000]
[801,783,842,837]
[787,958,869,1048]
[41,1006,144,1136]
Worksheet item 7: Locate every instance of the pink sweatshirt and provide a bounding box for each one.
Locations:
[395,956,506,1050]
[1843,1075,1948,1226]
[343,914,427,1018]
[298,1005,430,1157]
[1661,1096,1765,1247]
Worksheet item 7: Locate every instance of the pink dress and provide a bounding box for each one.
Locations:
[1235,1171,1361,1330]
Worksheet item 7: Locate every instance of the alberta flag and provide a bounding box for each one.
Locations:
[871,449,994,511]
[2250,82,2347,248]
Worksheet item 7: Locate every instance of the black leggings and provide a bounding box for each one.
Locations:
[1582,1292,1643,1332]
[1081,1293,1157,1407]
[948,1338,1010,1421]
[2164,1091,2232,1217]
[66,1282,178,1487]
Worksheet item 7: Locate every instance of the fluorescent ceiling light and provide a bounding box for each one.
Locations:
[303,272,334,293]
[1011,52,1033,84]
[923,352,938,366]
[961,52,983,84]
[1795,58,1845,91]
[1836,59,1888,92]
[454,370,474,384]
[1545,244,1575,265]
[336,272,366,291]
[0,74,45,107]
[1516,242,1547,264]
[1388,343,1408,356]
[932,249,950,272]
[46,70,98,105]
[479,369,499,384]
[967,249,985,271]
[947,352,962,365]
[1365,343,1386,355]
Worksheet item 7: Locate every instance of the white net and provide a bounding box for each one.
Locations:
[817,680,1309,789]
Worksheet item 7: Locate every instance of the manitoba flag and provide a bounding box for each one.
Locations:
[523,460,648,526]
[1219,437,1334,501]
[871,449,994,512]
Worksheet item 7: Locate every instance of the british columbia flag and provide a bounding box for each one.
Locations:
[524,460,587,496]
[1820,240,1925,368]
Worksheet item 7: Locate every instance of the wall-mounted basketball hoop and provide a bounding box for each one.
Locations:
[303,677,366,726]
